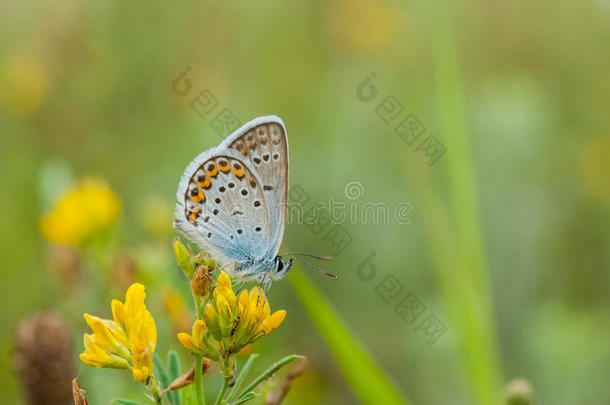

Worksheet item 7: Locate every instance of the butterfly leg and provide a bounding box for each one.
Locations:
[262,279,273,306]
[234,281,247,295]
[256,271,269,306]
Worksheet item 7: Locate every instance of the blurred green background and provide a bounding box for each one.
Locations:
[2,0,610,404]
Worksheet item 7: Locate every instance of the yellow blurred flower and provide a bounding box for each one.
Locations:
[162,287,192,333]
[39,178,121,247]
[579,135,610,205]
[80,283,157,383]
[178,271,286,364]
[0,54,48,117]
[326,0,401,52]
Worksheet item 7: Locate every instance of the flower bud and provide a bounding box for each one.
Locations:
[173,238,194,279]
[505,378,534,405]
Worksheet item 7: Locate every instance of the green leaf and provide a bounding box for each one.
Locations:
[235,355,300,399]
[111,399,149,405]
[227,354,259,402]
[429,6,502,405]
[153,353,171,391]
[167,350,182,405]
[232,392,260,405]
[182,384,196,405]
[288,270,410,405]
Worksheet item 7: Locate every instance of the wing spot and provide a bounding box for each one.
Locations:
[263,185,273,191]
[241,189,248,196]
[233,162,245,179]
[219,186,226,192]
[253,200,261,208]
[207,232,212,238]
[213,209,219,215]
[253,157,261,165]
[263,154,270,162]
[215,198,221,204]
[250,180,257,188]
[272,153,279,160]
[255,226,262,232]
[204,216,210,223]
[237,229,243,234]
[231,210,243,216]
[218,159,230,173]
[228,182,235,188]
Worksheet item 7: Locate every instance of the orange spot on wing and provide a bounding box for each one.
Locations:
[198,176,212,189]
[190,188,205,203]
[219,163,230,173]
[189,208,201,224]
[233,167,245,179]
[205,165,218,178]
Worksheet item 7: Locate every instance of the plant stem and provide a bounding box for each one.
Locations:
[193,292,207,405]
[214,375,231,405]
[194,355,206,405]
[150,377,163,404]
[193,291,205,320]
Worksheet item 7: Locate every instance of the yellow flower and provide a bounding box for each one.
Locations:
[579,135,610,205]
[178,271,286,361]
[177,320,219,361]
[40,178,121,247]
[326,0,402,53]
[80,283,157,382]
[0,54,48,117]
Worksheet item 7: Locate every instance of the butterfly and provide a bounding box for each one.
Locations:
[173,115,337,286]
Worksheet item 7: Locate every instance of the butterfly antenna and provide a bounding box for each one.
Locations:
[281,253,333,261]
[289,257,339,280]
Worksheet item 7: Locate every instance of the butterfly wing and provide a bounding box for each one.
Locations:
[219,115,288,260]
[174,147,271,264]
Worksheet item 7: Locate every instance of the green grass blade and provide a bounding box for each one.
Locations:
[288,270,411,405]
[232,392,260,405]
[227,354,259,402]
[236,354,301,399]
[111,400,149,405]
[168,350,182,405]
[429,5,502,404]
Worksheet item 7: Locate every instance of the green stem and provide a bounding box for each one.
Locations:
[194,355,206,405]
[193,291,205,320]
[150,377,163,404]
[214,375,231,405]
